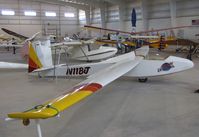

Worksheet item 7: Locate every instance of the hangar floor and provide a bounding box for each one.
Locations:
[1,48,199,137]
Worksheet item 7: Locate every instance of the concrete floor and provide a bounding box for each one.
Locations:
[1,48,199,137]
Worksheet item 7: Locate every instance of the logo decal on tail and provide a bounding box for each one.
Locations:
[158,62,174,72]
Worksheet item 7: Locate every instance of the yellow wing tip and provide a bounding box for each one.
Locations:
[8,111,56,119]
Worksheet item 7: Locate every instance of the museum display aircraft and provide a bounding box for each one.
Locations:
[5,38,193,137]
[0,28,41,54]
[84,25,191,50]
[29,39,193,80]
[1,28,118,61]
[51,39,117,61]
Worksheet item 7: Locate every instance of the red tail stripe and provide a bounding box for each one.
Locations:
[28,58,39,72]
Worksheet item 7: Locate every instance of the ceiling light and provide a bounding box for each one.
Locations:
[64,13,75,17]
[1,10,15,15]
[45,12,56,17]
[24,11,36,16]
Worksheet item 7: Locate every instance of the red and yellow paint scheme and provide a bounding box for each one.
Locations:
[28,42,43,72]
[8,83,102,119]
[6,46,194,137]
[7,48,140,121]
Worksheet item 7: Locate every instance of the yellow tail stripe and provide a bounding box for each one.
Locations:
[29,42,43,68]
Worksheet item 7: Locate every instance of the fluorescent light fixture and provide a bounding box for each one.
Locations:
[79,10,85,20]
[45,12,56,17]
[1,10,15,15]
[64,13,75,17]
[24,11,36,16]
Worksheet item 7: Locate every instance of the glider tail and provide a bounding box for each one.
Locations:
[28,40,53,72]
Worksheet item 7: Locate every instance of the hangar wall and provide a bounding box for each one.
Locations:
[0,0,80,37]
[90,0,199,39]
[0,0,198,39]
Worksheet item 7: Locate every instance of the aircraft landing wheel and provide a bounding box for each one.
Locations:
[194,89,199,93]
[187,54,192,60]
[22,119,30,126]
[138,78,148,83]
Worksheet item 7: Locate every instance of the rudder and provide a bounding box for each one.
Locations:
[28,39,53,72]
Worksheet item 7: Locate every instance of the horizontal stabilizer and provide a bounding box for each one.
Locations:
[0,62,28,69]
[32,66,54,73]
[125,56,193,77]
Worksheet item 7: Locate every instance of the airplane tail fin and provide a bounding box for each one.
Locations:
[20,32,41,59]
[28,40,53,73]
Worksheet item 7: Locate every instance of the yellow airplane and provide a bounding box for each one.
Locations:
[84,25,189,50]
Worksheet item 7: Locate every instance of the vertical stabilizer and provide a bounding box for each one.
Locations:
[28,39,52,72]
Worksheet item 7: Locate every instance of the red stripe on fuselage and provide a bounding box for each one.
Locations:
[81,83,102,93]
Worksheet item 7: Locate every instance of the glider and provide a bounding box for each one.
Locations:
[1,28,117,61]
[6,38,194,137]
[0,28,41,55]
[28,39,193,79]
[51,39,117,61]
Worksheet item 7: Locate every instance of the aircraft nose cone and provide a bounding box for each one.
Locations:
[186,59,194,69]
[165,56,194,71]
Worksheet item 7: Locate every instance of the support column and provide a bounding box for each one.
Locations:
[85,10,91,25]
[169,0,177,27]
[76,9,80,34]
[85,10,91,37]
[76,9,80,25]
[141,0,149,31]
[100,7,106,28]
[119,4,126,31]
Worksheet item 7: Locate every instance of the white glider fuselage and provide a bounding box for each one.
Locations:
[52,40,118,61]
[70,45,117,61]
[32,46,193,78]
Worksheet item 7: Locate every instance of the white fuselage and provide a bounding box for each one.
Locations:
[70,45,118,61]
[32,47,193,78]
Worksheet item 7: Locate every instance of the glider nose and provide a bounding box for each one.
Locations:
[185,59,194,69]
[165,56,194,72]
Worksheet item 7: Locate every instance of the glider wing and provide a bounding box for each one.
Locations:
[8,51,140,120]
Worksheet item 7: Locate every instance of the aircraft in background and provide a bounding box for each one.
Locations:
[1,28,118,61]
[84,25,199,59]
[51,39,117,62]
[0,28,41,55]
[5,40,193,137]
[84,25,190,50]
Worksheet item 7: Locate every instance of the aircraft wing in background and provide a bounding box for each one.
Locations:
[1,28,28,40]
[84,25,191,35]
